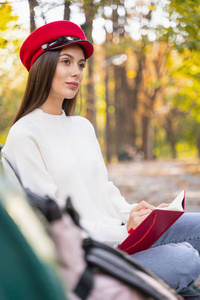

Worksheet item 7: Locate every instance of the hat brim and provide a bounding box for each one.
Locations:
[48,40,93,59]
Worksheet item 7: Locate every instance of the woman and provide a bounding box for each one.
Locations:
[2,20,200,296]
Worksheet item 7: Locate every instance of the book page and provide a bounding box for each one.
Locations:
[158,190,185,211]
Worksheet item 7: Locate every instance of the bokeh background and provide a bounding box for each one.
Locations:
[1,0,200,163]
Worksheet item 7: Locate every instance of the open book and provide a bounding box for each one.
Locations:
[118,190,185,255]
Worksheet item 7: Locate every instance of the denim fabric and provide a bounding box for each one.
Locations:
[131,213,200,293]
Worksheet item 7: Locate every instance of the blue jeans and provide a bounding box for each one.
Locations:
[131,213,200,292]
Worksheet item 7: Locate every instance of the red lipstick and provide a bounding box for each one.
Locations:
[66,82,79,89]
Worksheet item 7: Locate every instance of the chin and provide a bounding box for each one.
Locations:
[65,92,77,99]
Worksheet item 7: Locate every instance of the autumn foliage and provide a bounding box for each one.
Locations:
[1,0,200,160]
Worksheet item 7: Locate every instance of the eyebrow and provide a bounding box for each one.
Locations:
[59,53,86,62]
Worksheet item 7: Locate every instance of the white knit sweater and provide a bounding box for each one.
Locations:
[2,109,136,246]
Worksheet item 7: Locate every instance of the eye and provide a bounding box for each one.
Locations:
[78,62,86,69]
[62,59,70,65]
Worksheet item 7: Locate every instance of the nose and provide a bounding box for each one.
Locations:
[71,63,81,77]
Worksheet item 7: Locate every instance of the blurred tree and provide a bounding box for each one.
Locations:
[0,2,18,46]
[27,0,38,32]
[2,0,200,160]
[161,0,200,158]
[140,42,169,159]
[64,0,70,20]
[166,0,200,52]
[102,1,171,160]
[0,2,23,145]
[81,0,97,129]
[101,1,146,161]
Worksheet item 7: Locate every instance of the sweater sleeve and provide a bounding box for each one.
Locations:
[1,124,62,206]
[107,181,137,223]
[80,218,129,246]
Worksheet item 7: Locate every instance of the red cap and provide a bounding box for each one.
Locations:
[20,20,94,71]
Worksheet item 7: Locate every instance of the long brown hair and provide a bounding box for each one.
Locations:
[13,50,78,124]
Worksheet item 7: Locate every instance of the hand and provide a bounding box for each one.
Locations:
[126,201,155,232]
[157,203,170,209]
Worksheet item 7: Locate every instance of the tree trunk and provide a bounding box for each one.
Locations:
[63,0,70,20]
[127,51,144,149]
[114,65,125,158]
[171,142,177,159]
[82,9,96,130]
[196,135,200,158]
[114,60,142,159]
[105,65,112,162]
[142,116,154,160]
[121,66,136,148]
[164,117,177,158]
[27,0,38,32]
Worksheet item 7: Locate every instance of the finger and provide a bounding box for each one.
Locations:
[138,215,149,225]
[130,208,152,218]
[131,201,154,212]
[157,203,170,208]
[128,210,152,230]
[138,208,152,216]
[132,214,151,229]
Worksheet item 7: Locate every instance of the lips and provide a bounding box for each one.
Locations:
[66,82,79,89]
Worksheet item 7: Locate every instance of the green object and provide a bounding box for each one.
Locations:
[0,158,67,300]
[179,285,200,299]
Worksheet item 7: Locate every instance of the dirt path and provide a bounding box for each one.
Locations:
[107,159,200,286]
[107,159,200,212]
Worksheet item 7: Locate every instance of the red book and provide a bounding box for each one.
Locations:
[118,190,185,255]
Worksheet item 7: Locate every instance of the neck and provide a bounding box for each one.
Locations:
[39,99,63,115]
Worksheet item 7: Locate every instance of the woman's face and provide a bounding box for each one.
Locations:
[49,44,86,101]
